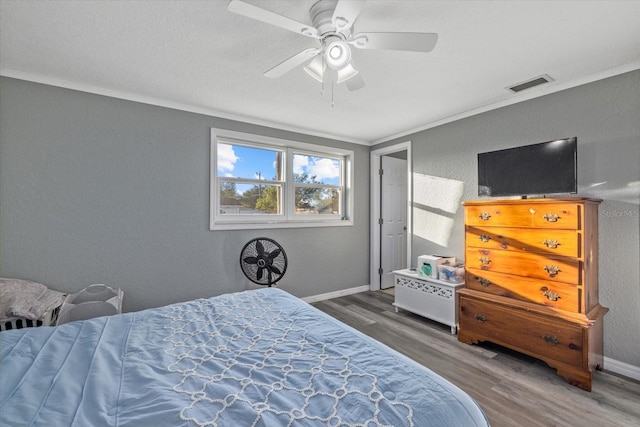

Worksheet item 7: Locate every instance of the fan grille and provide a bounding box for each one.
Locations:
[240,238,288,286]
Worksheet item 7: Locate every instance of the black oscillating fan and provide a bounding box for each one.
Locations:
[240,238,288,287]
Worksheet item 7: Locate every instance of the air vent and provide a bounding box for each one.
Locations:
[507,74,554,93]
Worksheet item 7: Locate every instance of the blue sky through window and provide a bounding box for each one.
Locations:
[218,144,340,185]
[218,144,279,180]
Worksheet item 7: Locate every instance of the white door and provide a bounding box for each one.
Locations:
[380,155,407,289]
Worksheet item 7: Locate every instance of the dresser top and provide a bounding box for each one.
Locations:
[463,197,602,206]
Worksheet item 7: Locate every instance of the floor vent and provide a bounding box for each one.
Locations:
[507,74,554,93]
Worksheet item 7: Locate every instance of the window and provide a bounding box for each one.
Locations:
[211,129,353,230]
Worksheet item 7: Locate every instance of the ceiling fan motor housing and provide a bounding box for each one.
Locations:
[310,0,342,36]
[310,0,354,71]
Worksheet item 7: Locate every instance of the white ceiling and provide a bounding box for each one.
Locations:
[1,1,639,145]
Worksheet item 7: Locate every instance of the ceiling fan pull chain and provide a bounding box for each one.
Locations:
[321,55,326,95]
[331,72,335,108]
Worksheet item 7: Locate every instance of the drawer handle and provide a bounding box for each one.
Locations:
[543,265,561,277]
[479,256,492,265]
[479,234,491,242]
[543,213,560,222]
[474,314,487,323]
[542,239,560,249]
[540,286,560,301]
[479,212,491,221]
[542,335,559,346]
[475,277,491,287]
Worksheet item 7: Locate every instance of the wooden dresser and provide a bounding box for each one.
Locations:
[458,198,607,391]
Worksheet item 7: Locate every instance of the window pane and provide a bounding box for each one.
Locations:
[218,143,283,181]
[293,154,340,185]
[219,182,282,215]
[295,187,341,215]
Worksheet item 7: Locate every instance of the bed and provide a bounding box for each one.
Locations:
[0,288,489,426]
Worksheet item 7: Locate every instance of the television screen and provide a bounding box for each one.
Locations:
[478,137,577,197]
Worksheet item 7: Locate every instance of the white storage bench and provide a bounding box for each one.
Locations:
[393,269,464,334]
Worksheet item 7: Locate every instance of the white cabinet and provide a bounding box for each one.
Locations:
[393,269,464,334]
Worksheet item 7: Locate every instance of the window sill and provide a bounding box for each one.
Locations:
[210,219,353,231]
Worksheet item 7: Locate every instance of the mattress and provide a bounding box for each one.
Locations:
[0,288,489,426]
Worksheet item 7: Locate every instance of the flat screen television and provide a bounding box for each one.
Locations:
[478,137,577,198]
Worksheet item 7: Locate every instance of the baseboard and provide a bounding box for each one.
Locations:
[604,357,640,382]
[302,285,370,304]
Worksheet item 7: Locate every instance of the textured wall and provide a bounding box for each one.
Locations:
[0,77,371,312]
[378,70,640,367]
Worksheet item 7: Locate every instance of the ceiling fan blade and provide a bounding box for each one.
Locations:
[332,0,367,32]
[228,0,319,38]
[264,48,321,78]
[350,32,438,52]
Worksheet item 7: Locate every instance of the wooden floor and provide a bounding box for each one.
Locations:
[312,291,640,427]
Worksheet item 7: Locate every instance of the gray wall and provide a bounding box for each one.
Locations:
[0,77,371,312]
[377,70,640,367]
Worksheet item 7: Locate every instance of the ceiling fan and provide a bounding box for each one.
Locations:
[227,0,438,91]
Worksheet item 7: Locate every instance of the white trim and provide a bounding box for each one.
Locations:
[370,142,412,292]
[301,285,370,304]
[603,357,640,382]
[4,61,638,147]
[371,60,640,145]
[210,220,353,231]
[0,68,369,146]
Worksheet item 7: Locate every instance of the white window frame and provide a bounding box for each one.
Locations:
[210,128,354,231]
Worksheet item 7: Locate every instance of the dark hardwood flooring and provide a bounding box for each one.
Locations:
[311,291,640,427]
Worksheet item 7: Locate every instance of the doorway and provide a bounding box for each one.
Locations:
[370,142,412,291]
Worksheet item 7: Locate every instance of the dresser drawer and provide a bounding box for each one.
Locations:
[466,226,580,258]
[466,247,580,285]
[459,295,584,367]
[465,203,580,229]
[466,268,580,312]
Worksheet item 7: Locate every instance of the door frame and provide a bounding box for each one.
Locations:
[370,141,412,291]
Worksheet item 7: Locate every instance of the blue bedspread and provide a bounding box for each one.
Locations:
[1,288,489,426]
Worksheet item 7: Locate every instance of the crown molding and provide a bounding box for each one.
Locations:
[371,60,640,145]
[0,68,370,146]
[3,60,639,148]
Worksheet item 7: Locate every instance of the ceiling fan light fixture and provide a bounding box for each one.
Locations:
[227,0,439,95]
[336,62,359,83]
[325,39,351,70]
[303,55,325,82]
